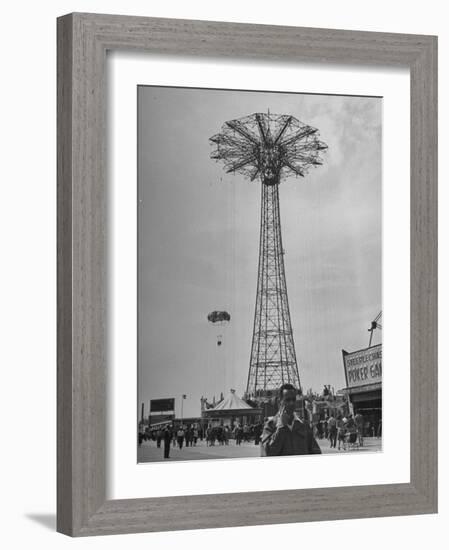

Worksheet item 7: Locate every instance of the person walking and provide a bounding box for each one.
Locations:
[177,426,185,449]
[328,414,337,448]
[234,425,242,445]
[206,425,213,446]
[216,425,223,445]
[377,418,382,439]
[323,418,329,440]
[163,426,172,459]
[254,423,262,445]
[336,414,346,451]
[354,411,364,446]
[185,426,192,447]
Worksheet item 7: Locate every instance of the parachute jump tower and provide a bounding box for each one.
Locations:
[210,112,327,400]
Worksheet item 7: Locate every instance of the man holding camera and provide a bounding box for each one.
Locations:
[261,383,321,456]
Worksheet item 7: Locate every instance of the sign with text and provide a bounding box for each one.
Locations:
[148,414,175,428]
[343,344,382,388]
[150,398,175,413]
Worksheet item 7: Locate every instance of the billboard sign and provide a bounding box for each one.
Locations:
[150,398,175,413]
[148,414,175,428]
[343,344,382,389]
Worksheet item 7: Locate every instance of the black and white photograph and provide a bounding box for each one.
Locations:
[137,85,382,462]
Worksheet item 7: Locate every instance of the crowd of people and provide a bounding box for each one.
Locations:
[313,412,381,451]
[138,425,200,450]
[205,422,263,446]
[139,421,265,459]
[138,399,381,459]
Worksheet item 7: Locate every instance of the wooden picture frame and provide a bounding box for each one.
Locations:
[57,12,437,536]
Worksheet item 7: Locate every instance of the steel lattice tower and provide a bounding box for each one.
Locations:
[210,113,327,399]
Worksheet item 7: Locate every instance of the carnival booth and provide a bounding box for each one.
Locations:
[342,344,382,436]
[202,389,262,428]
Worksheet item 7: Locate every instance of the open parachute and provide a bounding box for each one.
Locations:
[207,311,231,324]
[207,310,231,346]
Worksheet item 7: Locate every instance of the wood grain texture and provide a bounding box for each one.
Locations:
[57,13,74,536]
[57,12,438,537]
[409,36,438,507]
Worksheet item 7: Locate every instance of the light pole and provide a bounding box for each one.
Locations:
[181,394,186,427]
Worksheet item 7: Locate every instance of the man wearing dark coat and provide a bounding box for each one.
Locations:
[261,384,321,456]
[163,426,172,459]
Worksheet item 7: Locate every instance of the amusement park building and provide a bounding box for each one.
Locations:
[342,343,382,435]
[202,389,261,427]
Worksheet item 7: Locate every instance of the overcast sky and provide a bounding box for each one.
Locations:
[137,85,382,419]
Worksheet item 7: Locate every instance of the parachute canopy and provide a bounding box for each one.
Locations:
[207,310,231,324]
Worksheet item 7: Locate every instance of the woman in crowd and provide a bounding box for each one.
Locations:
[337,414,346,451]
